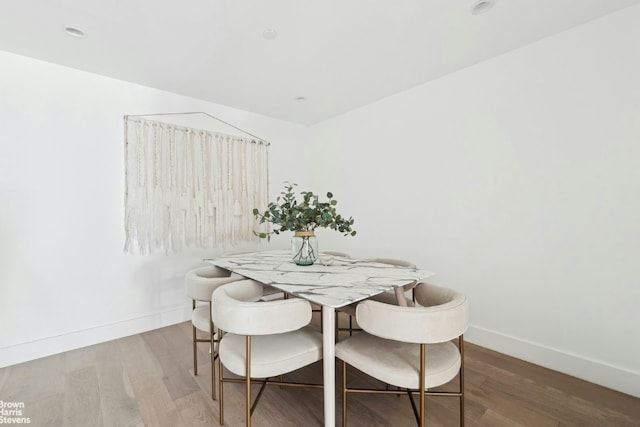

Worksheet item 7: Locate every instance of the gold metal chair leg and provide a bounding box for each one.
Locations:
[246,336,252,427]
[420,343,425,427]
[342,361,348,427]
[218,329,224,426]
[210,342,216,401]
[192,299,198,375]
[193,326,198,375]
[210,301,216,401]
[460,335,465,427]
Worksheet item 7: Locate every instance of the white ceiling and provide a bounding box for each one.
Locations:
[1,0,639,125]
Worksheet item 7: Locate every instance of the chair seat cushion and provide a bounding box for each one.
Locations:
[192,305,211,333]
[335,333,460,389]
[220,326,323,378]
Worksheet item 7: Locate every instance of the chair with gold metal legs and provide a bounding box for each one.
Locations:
[212,279,324,427]
[184,265,244,400]
[335,282,468,427]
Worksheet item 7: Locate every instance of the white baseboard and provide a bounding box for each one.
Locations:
[0,305,192,368]
[466,324,640,398]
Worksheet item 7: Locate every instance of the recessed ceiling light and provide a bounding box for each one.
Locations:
[471,0,494,15]
[262,29,278,40]
[64,26,86,38]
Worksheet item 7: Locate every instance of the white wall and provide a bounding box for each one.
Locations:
[310,6,640,397]
[2,5,639,399]
[0,51,309,367]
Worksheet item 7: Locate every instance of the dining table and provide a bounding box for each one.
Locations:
[207,249,435,427]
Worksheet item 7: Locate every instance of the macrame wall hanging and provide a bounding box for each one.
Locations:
[123,113,270,254]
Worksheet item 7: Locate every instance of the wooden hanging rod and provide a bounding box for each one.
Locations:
[124,111,270,146]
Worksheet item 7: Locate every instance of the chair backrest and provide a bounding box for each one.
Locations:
[184,265,244,301]
[356,282,468,344]
[365,258,416,268]
[212,279,312,336]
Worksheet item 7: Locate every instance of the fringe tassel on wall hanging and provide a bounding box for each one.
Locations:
[123,116,269,254]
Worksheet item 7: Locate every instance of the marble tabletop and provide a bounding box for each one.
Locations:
[206,250,435,308]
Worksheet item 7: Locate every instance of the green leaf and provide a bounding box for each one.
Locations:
[252,182,356,236]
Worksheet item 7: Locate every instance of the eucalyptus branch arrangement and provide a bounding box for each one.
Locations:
[253,182,357,239]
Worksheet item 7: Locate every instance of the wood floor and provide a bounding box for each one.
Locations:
[1,317,639,427]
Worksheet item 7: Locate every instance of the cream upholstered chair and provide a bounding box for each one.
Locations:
[184,265,244,400]
[335,282,469,427]
[212,279,323,427]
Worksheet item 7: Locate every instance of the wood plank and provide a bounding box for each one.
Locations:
[141,326,202,400]
[134,378,189,427]
[0,352,66,402]
[467,346,640,427]
[63,366,104,427]
[95,341,144,427]
[469,343,640,419]
[25,393,65,427]
[174,390,217,427]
